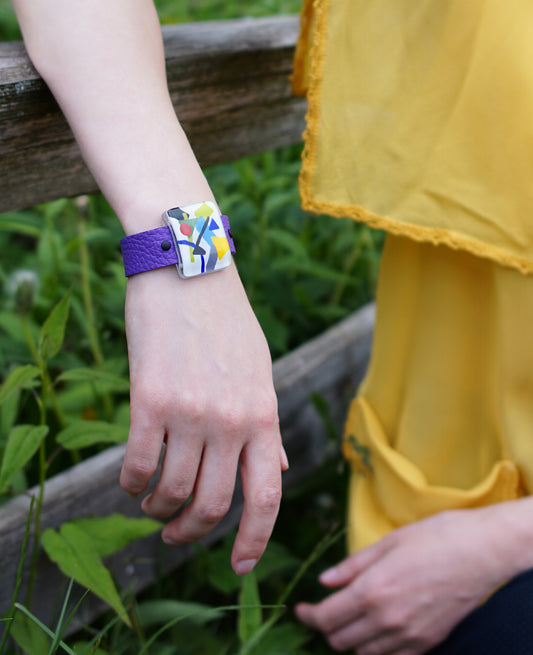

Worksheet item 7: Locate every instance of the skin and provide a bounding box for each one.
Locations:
[296,498,533,653]
[124,263,284,573]
[13,0,288,576]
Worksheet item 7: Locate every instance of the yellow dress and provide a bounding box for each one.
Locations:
[293,0,533,551]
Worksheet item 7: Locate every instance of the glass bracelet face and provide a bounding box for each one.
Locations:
[163,201,232,279]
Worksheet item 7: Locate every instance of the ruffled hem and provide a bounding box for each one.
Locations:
[295,0,328,202]
[294,0,533,277]
[301,195,533,277]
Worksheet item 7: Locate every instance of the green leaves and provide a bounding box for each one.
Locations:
[242,624,310,655]
[0,211,42,238]
[42,524,129,626]
[10,603,78,655]
[254,304,289,354]
[41,516,162,625]
[57,368,130,393]
[238,572,262,645]
[0,365,40,406]
[56,420,128,450]
[0,425,48,494]
[9,609,52,655]
[206,536,299,595]
[73,642,109,655]
[71,514,162,558]
[38,291,71,361]
[135,599,223,628]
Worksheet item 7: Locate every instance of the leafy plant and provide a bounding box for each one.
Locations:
[4,523,344,655]
[41,516,162,626]
[0,153,373,654]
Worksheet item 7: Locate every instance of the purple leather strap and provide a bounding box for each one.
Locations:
[221,214,236,254]
[120,226,177,277]
[120,216,235,277]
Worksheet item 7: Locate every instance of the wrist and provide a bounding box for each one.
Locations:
[126,260,243,308]
[117,179,216,236]
[92,114,215,235]
[472,498,533,580]
[495,497,533,574]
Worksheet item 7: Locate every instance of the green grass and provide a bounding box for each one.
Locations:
[0,0,303,41]
[154,0,302,23]
[0,0,18,41]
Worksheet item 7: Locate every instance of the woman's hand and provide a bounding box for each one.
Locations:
[121,262,287,576]
[296,507,516,654]
[13,0,287,576]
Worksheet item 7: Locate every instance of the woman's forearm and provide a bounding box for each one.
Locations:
[13,0,285,575]
[12,0,212,234]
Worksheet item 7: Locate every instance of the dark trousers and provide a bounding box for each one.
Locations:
[428,569,533,654]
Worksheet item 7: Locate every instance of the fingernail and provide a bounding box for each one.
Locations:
[281,446,289,471]
[234,559,257,576]
[140,496,151,511]
[162,535,180,546]
[319,566,338,584]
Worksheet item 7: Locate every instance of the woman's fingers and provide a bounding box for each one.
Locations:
[161,440,240,545]
[120,407,164,497]
[125,399,284,575]
[230,434,282,575]
[295,584,367,636]
[122,265,284,569]
[140,429,203,519]
[319,538,392,588]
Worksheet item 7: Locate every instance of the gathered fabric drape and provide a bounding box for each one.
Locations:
[293,0,533,551]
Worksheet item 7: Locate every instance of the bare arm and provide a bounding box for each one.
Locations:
[13,0,210,231]
[13,0,287,575]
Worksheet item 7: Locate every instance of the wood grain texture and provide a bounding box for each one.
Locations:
[0,15,306,213]
[0,303,375,630]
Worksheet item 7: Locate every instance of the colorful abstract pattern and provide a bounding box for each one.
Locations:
[164,201,232,278]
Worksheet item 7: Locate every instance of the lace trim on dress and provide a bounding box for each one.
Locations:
[293,0,533,276]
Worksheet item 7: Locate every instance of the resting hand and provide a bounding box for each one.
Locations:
[13,0,286,576]
[296,508,510,654]
[120,262,287,576]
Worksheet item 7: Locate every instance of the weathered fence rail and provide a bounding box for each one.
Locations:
[0,15,306,212]
[0,14,376,630]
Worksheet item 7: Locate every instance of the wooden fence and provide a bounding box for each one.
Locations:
[0,15,375,630]
[0,15,307,212]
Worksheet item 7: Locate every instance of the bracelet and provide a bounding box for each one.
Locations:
[120,201,235,278]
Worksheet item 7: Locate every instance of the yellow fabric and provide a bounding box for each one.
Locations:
[294,0,533,553]
[291,0,314,96]
[294,0,533,275]
[342,235,533,552]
